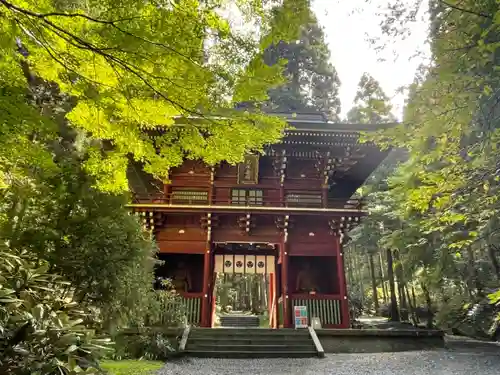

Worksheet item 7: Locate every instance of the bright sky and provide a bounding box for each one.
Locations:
[311,0,430,119]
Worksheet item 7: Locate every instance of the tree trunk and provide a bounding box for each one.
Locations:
[368,252,379,311]
[404,285,418,325]
[466,246,483,296]
[354,247,365,307]
[345,247,351,286]
[421,282,434,329]
[386,248,400,322]
[393,251,408,321]
[346,247,355,289]
[252,276,260,313]
[379,251,388,303]
[487,245,500,281]
[261,274,268,310]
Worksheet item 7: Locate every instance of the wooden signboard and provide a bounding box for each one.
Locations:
[237,154,259,185]
[294,306,308,328]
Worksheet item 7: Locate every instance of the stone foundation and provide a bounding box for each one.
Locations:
[315,328,445,353]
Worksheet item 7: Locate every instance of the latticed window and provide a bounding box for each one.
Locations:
[170,190,209,205]
[231,189,263,206]
[286,193,322,207]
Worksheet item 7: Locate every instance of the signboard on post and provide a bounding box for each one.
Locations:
[294,306,308,328]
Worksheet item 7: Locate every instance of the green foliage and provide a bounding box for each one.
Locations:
[348,0,500,333]
[0,154,160,330]
[262,6,341,120]
[346,73,396,123]
[109,287,185,361]
[100,360,163,375]
[112,332,175,361]
[0,0,311,192]
[0,251,112,375]
[143,289,187,328]
[489,290,500,306]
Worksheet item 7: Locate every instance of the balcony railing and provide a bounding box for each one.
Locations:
[156,291,202,326]
[131,193,364,210]
[290,295,343,326]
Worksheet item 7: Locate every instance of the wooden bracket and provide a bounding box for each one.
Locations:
[329,216,361,241]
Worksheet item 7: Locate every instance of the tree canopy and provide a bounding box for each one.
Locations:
[262,7,341,120]
[0,0,310,193]
[347,0,500,327]
[346,73,396,123]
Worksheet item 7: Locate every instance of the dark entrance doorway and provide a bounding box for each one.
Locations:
[211,243,278,328]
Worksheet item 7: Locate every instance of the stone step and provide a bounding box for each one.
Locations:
[187,344,316,351]
[189,333,309,339]
[187,337,314,345]
[219,315,260,327]
[185,328,319,358]
[185,350,318,358]
[219,322,260,327]
[219,319,260,323]
[190,328,309,336]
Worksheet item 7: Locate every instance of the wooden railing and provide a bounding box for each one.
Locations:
[132,193,364,210]
[290,294,343,327]
[160,292,202,326]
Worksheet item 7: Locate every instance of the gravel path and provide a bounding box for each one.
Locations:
[159,350,500,375]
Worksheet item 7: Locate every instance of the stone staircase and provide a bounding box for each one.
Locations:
[184,328,320,358]
[219,314,260,328]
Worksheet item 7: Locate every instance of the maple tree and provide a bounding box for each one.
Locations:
[0,0,310,192]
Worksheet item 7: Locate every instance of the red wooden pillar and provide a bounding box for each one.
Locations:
[201,242,212,327]
[281,240,291,328]
[336,238,350,328]
[268,273,273,328]
[268,272,277,328]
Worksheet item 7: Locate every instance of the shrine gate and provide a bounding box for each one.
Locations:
[128,113,391,328]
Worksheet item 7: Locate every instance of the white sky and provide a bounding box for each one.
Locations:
[311,0,430,119]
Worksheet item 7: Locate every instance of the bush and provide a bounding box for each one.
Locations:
[349,295,363,320]
[112,331,176,361]
[0,251,111,374]
[109,286,185,361]
[143,288,187,328]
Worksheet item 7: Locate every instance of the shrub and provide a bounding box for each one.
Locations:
[349,295,363,320]
[0,251,111,374]
[112,332,176,361]
[144,288,187,327]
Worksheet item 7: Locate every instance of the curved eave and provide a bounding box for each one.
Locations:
[285,121,399,133]
[127,203,368,216]
[169,115,399,133]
